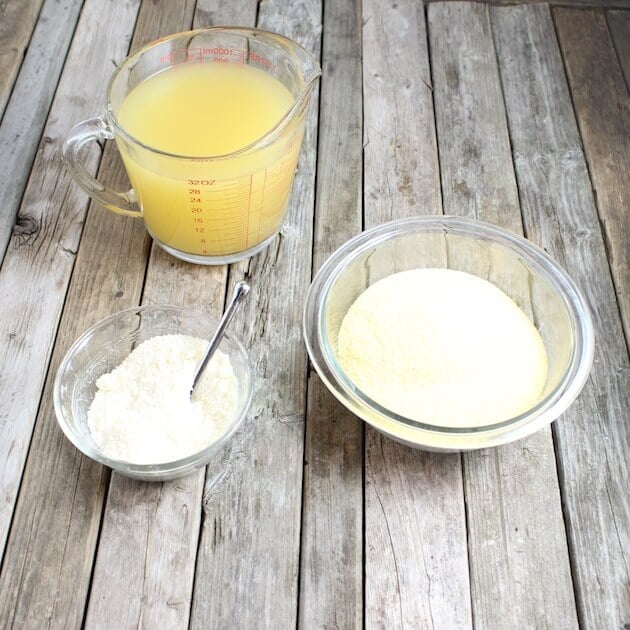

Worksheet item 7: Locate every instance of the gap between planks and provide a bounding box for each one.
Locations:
[429,2,578,627]
[490,4,630,628]
[298,0,363,627]
[362,1,472,628]
[552,7,630,350]
[424,0,630,8]
[0,1,143,610]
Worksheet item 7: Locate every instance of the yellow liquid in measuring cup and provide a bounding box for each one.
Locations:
[117,62,299,257]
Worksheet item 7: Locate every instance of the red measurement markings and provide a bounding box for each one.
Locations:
[204,47,247,64]
[187,47,202,62]
[245,174,253,245]
[232,49,246,65]
[248,52,274,70]
[200,46,234,56]
[158,47,272,68]
[159,47,200,65]
[256,156,298,218]
[186,183,210,250]
[256,168,268,242]
[185,174,256,253]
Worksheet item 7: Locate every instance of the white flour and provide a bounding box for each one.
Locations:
[87,334,239,464]
[337,268,548,427]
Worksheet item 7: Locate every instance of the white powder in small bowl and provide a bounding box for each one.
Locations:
[87,334,239,464]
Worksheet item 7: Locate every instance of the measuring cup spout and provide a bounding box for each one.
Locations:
[249,35,321,154]
[294,60,321,117]
[295,45,322,95]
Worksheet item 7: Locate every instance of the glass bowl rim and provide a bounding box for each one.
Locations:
[53,304,254,476]
[303,215,594,442]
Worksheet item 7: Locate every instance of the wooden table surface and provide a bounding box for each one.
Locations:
[0,0,628,628]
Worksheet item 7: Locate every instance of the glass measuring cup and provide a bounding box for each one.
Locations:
[62,28,320,264]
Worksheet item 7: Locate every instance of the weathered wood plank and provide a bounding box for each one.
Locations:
[362,1,471,627]
[83,262,218,630]
[0,3,146,627]
[298,0,363,627]
[429,3,579,627]
[554,8,630,347]
[607,10,630,88]
[429,2,521,230]
[0,0,141,599]
[0,0,45,117]
[192,0,258,26]
[189,0,321,626]
[491,5,630,628]
[0,151,149,625]
[424,0,630,7]
[84,2,259,628]
[0,0,84,261]
[363,1,441,222]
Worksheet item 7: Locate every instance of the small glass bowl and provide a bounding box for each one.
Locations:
[54,305,253,481]
[303,216,594,451]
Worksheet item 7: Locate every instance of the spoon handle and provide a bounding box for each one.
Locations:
[190,281,250,397]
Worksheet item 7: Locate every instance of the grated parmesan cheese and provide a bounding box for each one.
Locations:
[336,269,548,427]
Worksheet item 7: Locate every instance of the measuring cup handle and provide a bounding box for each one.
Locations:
[61,117,141,218]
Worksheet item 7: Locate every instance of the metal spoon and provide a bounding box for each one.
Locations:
[190,281,250,399]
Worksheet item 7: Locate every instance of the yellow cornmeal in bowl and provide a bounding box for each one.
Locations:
[336,268,548,427]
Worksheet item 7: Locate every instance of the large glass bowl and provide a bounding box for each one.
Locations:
[303,216,594,451]
[54,305,253,480]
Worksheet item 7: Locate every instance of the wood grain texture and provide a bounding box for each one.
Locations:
[299,0,363,627]
[554,8,630,347]
[0,179,149,629]
[193,0,259,25]
[0,0,45,116]
[189,0,321,626]
[0,0,141,600]
[464,435,580,629]
[362,1,471,627]
[492,5,630,628]
[366,443,470,629]
[425,0,630,7]
[0,0,84,261]
[607,10,630,88]
[363,0,441,221]
[0,150,149,626]
[429,3,579,628]
[429,2,521,230]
